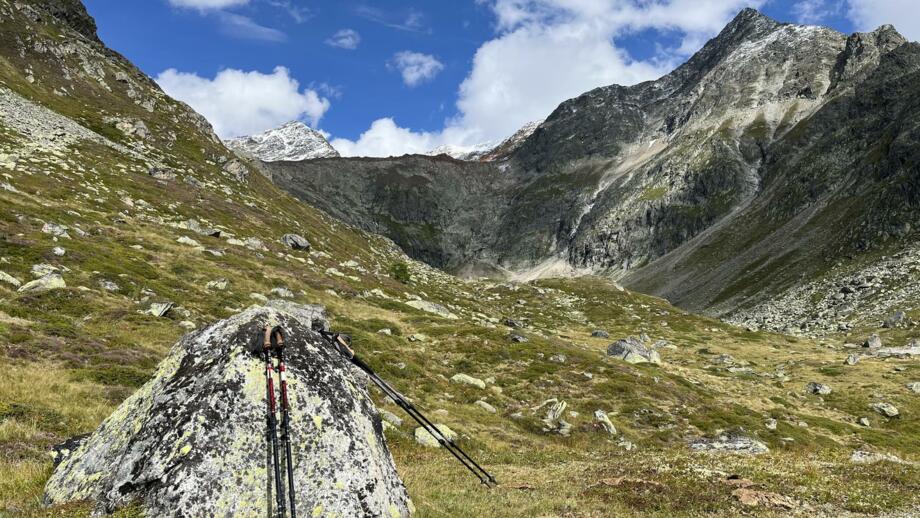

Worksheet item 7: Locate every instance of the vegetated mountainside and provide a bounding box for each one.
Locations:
[225,120,339,161]
[3,2,920,516]
[268,10,920,332]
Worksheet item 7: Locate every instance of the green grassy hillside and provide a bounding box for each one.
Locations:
[0,1,918,516]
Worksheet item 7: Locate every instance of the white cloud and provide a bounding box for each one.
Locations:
[847,0,919,41]
[326,29,361,50]
[168,0,248,9]
[331,118,441,157]
[156,66,330,138]
[791,0,837,24]
[355,5,428,33]
[337,0,764,157]
[216,12,286,41]
[389,52,445,87]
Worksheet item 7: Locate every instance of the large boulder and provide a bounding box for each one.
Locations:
[44,301,412,517]
[607,337,661,364]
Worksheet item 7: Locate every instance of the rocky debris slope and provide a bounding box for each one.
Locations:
[727,245,920,335]
[267,10,920,324]
[44,302,412,517]
[225,121,339,162]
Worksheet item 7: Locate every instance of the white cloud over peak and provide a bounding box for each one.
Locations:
[326,29,361,50]
[846,0,919,41]
[168,0,248,9]
[335,0,763,157]
[390,52,445,87]
[156,66,330,138]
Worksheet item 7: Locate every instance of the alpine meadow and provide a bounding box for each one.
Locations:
[1,1,920,517]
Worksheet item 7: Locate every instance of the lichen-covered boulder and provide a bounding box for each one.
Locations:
[44,301,413,517]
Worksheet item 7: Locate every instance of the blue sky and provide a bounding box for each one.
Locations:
[82,0,915,156]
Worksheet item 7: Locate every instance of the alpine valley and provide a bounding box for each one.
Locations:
[1,1,920,517]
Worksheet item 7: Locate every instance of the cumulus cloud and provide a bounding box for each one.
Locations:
[337,0,763,156]
[331,119,441,157]
[389,52,445,87]
[156,66,330,138]
[168,0,248,9]
[326,29,361,49]
[847,0,919,41]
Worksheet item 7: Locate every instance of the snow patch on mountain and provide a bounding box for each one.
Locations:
[225,121,339,162]
[424,120,543,162]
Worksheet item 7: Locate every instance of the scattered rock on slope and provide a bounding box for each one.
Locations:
[43,302,412,517]
[607,336,661,364]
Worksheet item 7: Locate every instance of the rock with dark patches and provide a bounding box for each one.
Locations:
[282,234,311,251]
[43,302,412,517]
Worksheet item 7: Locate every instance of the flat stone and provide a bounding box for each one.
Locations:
[450,373,486,389]
[406,300,458,319]
[871,402,900,418]
[414,424,456,448]
[18,273,66,293]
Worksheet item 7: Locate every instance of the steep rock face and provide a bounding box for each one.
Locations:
[270,155,512,272]
[226,121,340,162]
[267,10,919,320]
[44,302,412,517]
[37,0,100,43]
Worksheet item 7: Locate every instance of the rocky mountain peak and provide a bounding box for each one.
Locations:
[225,121,340,162]
[38,0,100,43]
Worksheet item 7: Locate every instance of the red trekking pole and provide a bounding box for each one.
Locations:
[271,326,297,517]
[262,326,286,517]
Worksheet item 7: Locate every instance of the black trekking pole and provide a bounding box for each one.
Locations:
[316,330,497,488]
[271,327,297,518]
[262,326,286,517]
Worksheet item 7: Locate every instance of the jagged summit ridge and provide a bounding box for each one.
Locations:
[225,121,340,162]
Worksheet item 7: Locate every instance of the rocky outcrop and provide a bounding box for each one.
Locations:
[44,302,412,517]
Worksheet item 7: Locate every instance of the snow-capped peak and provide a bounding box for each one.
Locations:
[225,121,340,162]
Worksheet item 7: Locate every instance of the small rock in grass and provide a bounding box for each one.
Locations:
[845,354,859,365]
[408,334,427,343]
[42,222,70,239]
[379,410,402,427]
[206,279,228,290]
[0,271,22,288]
[806,382,832,395]
[906,382,920,394]
[450,374,485,389]
[18,273,66,293]
[475,400,497,413]
[270,287,294,299]
[377,328,393,336]
[594,410,617,435]
[147,302,173,317]
[414,425,456,448]
[281,234,311,251]
[31,264,58,278]
[591,330,609,338]
[509,333,528,343]
[864,333,882,348]
[250,293,268,303]
[176,236,201,247]
[765,418,777,431]
[98,279,119,292]
[871,402,899,418]
[52,247,66,256]
[857,417,871,427]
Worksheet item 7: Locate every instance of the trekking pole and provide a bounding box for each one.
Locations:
[316,330,497,488]
[262,326,286,517]
[271,327,297,518]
